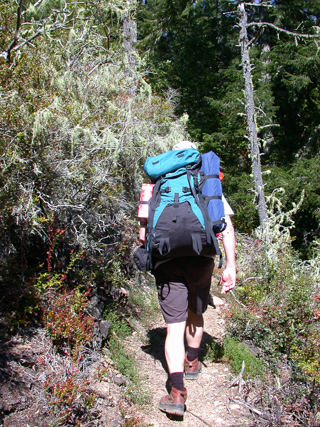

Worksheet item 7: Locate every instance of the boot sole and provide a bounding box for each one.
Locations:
[158,402,185,416]
[185,366,202,380]
[185,372,199,380]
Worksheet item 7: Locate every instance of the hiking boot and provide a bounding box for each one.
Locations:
[158,387,187,416]
[184,355,202,380]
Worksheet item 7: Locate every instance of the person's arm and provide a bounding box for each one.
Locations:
[218,214,236,294]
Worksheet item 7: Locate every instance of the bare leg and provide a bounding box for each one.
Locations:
[165,321,186,373]
[185,309,203,349]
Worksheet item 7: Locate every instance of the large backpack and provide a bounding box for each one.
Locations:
[141,148,226,268]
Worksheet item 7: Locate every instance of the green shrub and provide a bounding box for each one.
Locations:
[128,279,159,327]
[43,288,95,358]
[202,339,224,362]
[104,307,148,405]
[203,335,265,380]
[230,268,315,356]
[223,336,266,380]
[231,211,320,388]
[291,309,320,385]
[45,365,96,426]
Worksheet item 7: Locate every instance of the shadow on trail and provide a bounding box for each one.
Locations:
[141,327,168,373]
[140,327,225,423]
[141,327,223,374]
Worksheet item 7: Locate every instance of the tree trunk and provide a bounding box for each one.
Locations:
[238,2,268,227]
[123,8,137,73]
[216,0,223,46]
[259,4,274,154]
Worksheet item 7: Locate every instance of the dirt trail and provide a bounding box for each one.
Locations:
[124,301,255,427]
[0,289,256,426]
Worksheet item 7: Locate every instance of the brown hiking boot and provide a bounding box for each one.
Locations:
[184,355,202,380]
[158,387,187,416]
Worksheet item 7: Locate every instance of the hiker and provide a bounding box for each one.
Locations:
[152,141,236,416]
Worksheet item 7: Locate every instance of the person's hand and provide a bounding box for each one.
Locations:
[216,232,223,242]
[218,266,236,294]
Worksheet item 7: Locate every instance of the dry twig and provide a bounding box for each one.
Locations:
[186,409,213,427]
[229,398,271,421]
[228,360,246,393]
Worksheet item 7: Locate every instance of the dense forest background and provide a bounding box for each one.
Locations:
[137,0,320,255]
[1,0,320,425]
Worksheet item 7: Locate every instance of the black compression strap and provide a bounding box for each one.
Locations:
[191,233,203,255]
[173,193,179,222]
[207,195,222,200]
[160,187,171,193]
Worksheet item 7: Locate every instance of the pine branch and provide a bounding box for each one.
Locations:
[247,22,320,40]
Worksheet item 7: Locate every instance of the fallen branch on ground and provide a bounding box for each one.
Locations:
[229,398,271,421]
[186,409,213,427]
[228,360,246,393]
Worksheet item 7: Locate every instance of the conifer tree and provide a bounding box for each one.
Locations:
[138,0,320,236]
[138,0,240,152]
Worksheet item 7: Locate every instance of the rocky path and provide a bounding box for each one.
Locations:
[0,291,256,426]
[124,301,255,427]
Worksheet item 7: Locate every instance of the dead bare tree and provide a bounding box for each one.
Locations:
[238,2,268,227]
[237,1,320,229]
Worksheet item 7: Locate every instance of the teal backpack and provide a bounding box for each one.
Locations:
[141,148,225,269]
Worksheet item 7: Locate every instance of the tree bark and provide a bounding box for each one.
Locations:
[259,4,274,153]
[123,8,137,73]
[238,2,268,227]
[216,0,223,46]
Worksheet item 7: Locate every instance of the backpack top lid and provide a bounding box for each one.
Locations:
[144,148,200,181]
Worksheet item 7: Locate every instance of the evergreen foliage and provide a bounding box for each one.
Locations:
[264,155,320,258]
[138,0,240,143]
[138,0,320,246]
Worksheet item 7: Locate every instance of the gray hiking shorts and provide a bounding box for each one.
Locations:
[154,256,215,324]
